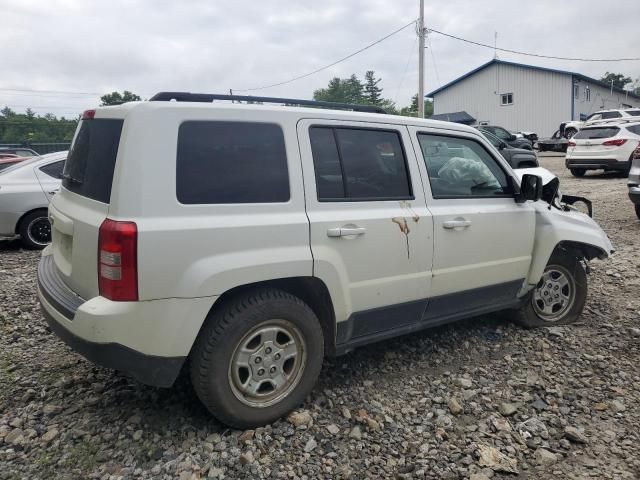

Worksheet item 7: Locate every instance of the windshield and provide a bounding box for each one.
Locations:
[481,131,503,148]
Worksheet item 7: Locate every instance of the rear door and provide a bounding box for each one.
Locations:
[409,127,535,318]
[49,116,123,299]
[298,119,433,339]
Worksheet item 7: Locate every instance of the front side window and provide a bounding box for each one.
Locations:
[309,126,412,201]
[501,93,513,106]
[176,121,289,204]
[417,134,511,198]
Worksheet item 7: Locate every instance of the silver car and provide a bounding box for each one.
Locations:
[629,144,640,219]
[0,151,67,249]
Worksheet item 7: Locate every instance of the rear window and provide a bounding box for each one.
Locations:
[63,119,123,203]
[573,127,620,139]
[176,121,289,204]
[627,125,640,136]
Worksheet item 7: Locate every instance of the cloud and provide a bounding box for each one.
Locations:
[0,0,638,117]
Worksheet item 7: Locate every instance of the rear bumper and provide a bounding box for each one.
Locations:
[37,253,189,387]
[565,157,629,170]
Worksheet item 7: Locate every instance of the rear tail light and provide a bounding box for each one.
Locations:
[567,141,576,147]
[82,109,96,120]
[602,139,627,147]
[98,219,138,301]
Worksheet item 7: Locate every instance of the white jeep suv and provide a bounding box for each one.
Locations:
[37,93,613,428]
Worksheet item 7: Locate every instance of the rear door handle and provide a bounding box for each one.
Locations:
[442,219,471,229]
[327,226,366,237]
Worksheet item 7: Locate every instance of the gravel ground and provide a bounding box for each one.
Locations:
[1,155,639,480]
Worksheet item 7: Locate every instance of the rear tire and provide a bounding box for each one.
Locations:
[570,168,586,177]
[514,251,587,328]
[635,204,640,220]
[18,209,51,249]
[190,288,324,428]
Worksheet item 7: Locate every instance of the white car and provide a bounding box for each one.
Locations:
[0,151,67,248]
[563,108,640,138]
[37,95,612,428]
[565,122,640,177]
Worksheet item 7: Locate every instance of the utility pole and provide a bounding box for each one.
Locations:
[418,0,425,118]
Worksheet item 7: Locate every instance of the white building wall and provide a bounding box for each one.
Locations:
[433,63,573,137]
[572,78,640,120]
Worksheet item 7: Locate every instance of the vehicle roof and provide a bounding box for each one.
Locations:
[582,121,640,129]
[93,101,484,135]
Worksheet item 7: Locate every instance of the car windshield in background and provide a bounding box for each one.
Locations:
[573,127,620,139]
[62,118,123,203]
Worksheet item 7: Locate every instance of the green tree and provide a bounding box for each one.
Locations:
[600,72,632,90]
[100,90,142,106]
[399,94,433,117]
[364,70,383,105]
[0,106,78,144]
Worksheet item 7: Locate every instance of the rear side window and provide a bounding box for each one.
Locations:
[176,121,289,204]
[309,126,412,201]
[601,111,622,119]
[63,119,123,203]
[627,125,640,136]
[39,160,65,179]
[627,110,640,117]
[574,127,620,139]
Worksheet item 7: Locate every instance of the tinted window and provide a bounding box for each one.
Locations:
[574,127,620,139]
[177,121,289,204]
[601,111,622,119]
[63,119,123,203]
[626,125,640,135]
[309,127,412,201]
[39,160,65,179]
[309,127,344,199]
[417,134,511,198]
[627,110,640,117]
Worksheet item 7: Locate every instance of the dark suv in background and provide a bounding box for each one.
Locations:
[476,125,533,150]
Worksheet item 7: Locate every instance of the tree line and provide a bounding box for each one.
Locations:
[2,71,638,144]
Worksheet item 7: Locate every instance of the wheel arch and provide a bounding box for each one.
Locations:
[15,207,49,234]
[193,277,338,357]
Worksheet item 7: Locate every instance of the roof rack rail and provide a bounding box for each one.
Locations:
[148,92,386,114]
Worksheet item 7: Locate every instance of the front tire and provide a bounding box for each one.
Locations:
[18,209,51,249]
[564,127,577,139]
[514,252,587,328]
[190,289,324,428]
[570,168,586,177]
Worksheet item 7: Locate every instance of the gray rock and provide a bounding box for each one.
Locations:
[534,448,557,466]
[5,428,25,445]
[41,428,59,443]
[239,450,254,465]
[564,426,588,444]
[498,402,519,416]
[304,437,317,452]
[326,424,340,435]
[349,425,362,440]
[477,444,519,474]
[611,400,626,412]
[456,378,473,389]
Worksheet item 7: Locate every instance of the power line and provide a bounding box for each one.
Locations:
[0,88,101,96]
[427,27,640,62]
[233,19,417,92]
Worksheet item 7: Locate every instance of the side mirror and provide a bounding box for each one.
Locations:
[498,142,506,150]
[509,134,517,141]
[515,174,543,203]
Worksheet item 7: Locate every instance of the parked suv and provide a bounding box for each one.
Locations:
[476,125,533,150]
[478,129,539,168]
[566,122,640,177]
[562,109,640,138]
[628,144,640,219]
[37,94,612,428]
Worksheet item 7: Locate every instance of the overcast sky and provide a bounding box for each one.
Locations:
[2,0,639,117]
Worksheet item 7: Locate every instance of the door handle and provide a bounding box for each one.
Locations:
[442,219,471,229]
[327,226,366,237]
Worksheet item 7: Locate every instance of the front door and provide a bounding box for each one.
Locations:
[408,127,535,319]
[297,120,433,343]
